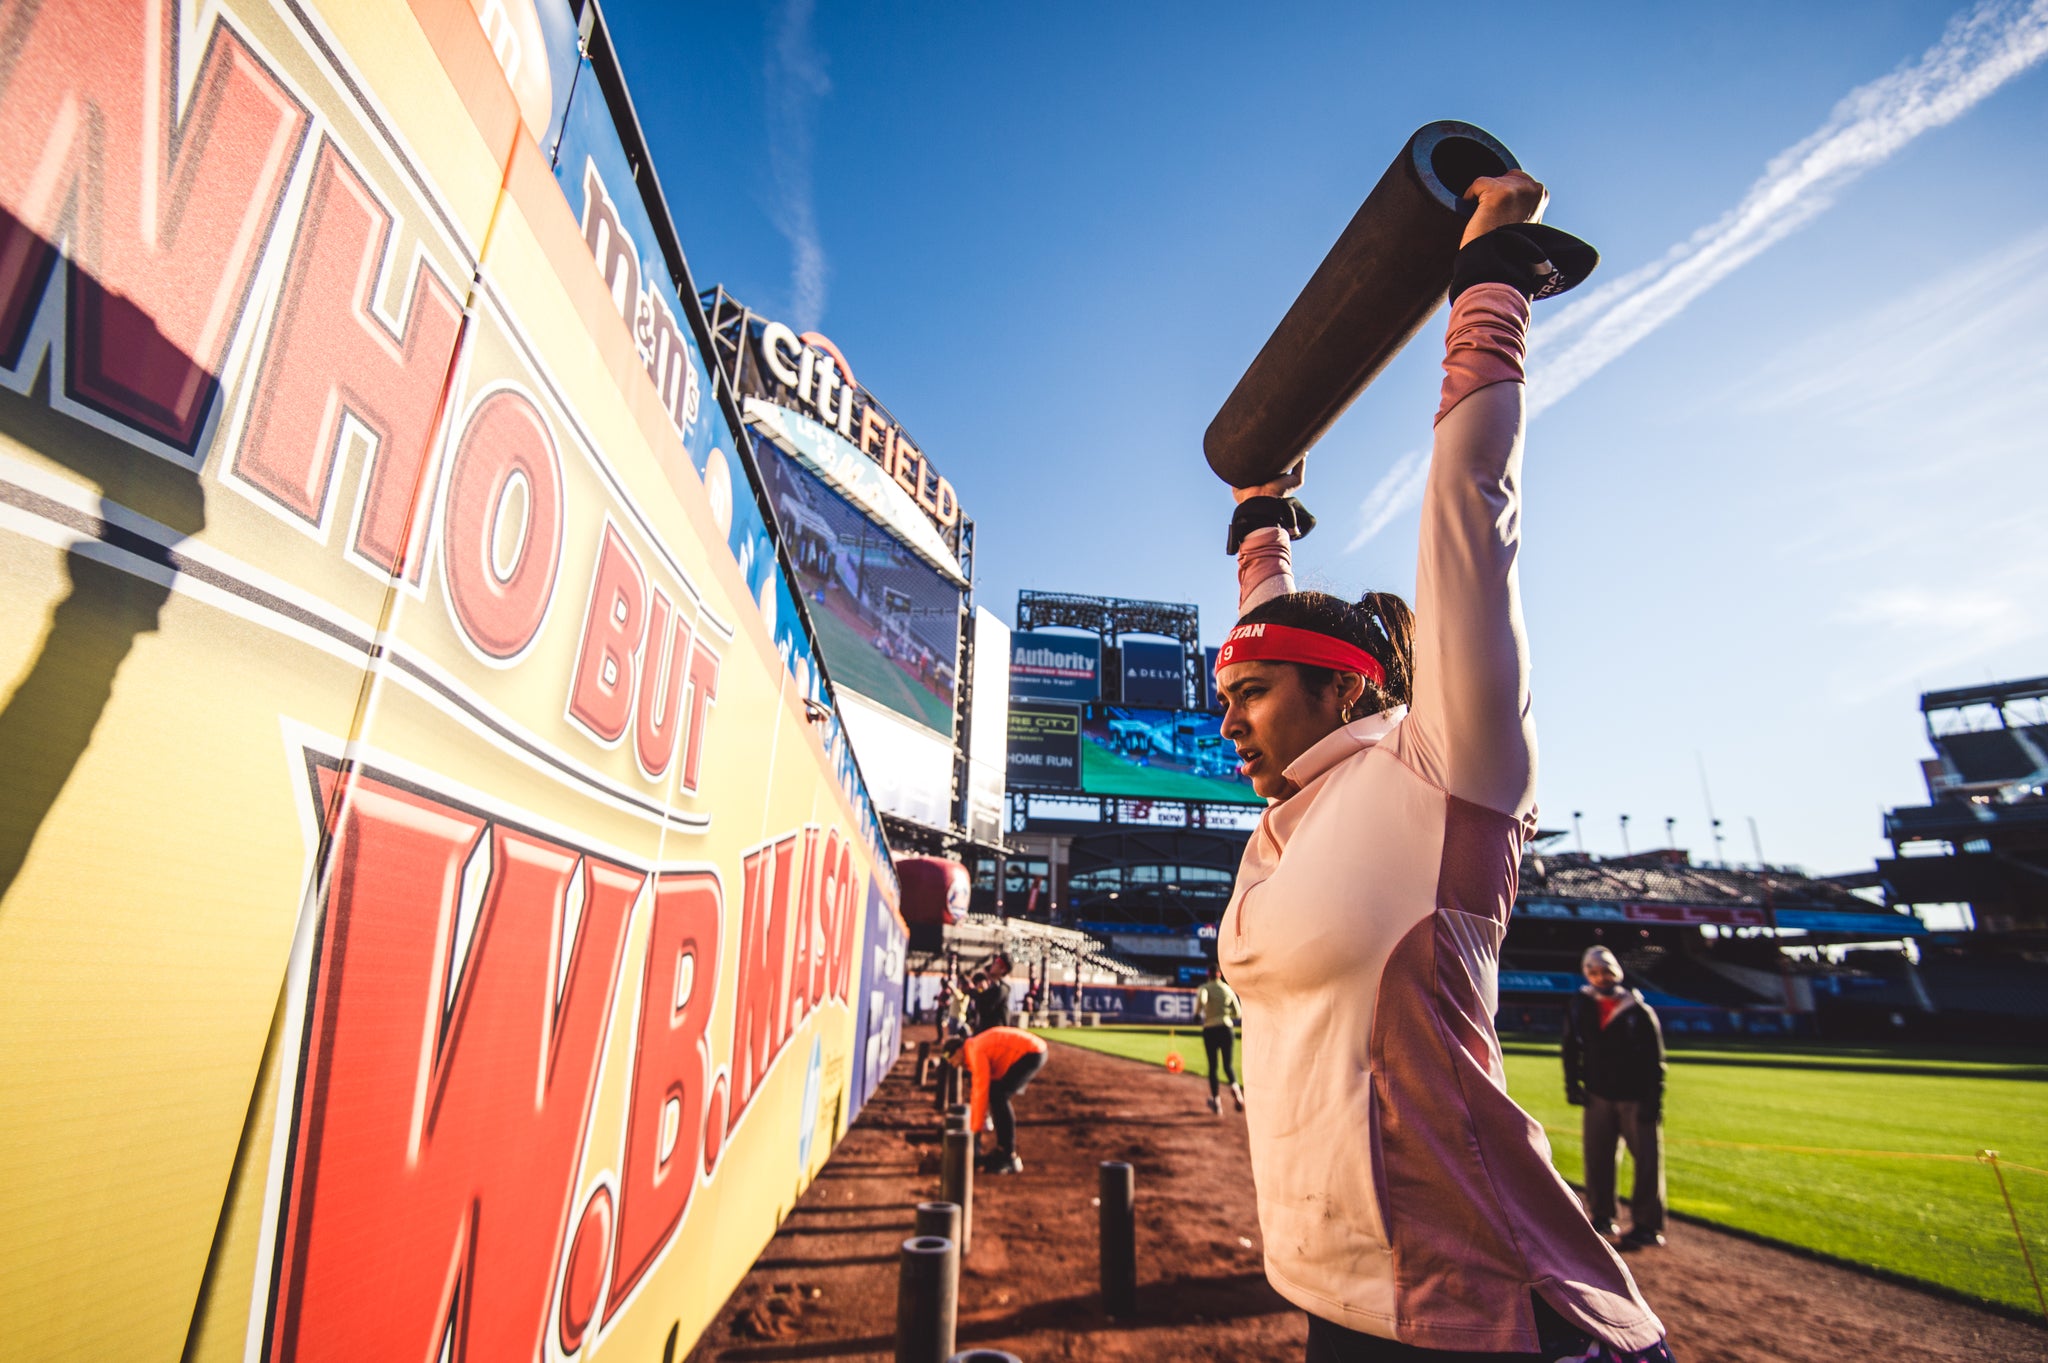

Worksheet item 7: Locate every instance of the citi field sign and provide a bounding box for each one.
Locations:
[0,1,905,1360]
[747,319,964,537]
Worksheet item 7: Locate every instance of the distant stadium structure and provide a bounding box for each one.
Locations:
[1881,674,2048,937]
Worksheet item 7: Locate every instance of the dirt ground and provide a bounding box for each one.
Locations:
[685,1029,2047,1363]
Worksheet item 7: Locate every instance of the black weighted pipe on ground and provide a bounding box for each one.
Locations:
[894,1235,958,1363]
[1098,1161,1136,1318]
[916,1200,962,1248]
[942,1064,962,1110]
[1204,121,1520,488]
[940,1128,974,1257]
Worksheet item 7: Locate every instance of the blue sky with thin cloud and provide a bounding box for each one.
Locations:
[605,0,2048,879]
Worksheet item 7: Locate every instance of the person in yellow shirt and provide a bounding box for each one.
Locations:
[1194,964,1244,1114]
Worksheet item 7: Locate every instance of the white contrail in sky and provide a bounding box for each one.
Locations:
[1346,0,2048,551]
[1348,448,1431,550]
[767,0,831,332]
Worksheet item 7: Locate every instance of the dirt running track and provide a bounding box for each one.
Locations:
[686,1030,2046,1363]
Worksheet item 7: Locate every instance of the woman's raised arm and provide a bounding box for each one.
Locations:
[1401,280,1536,817]
[1397,170,1559,818]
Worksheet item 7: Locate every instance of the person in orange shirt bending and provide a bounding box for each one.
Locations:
[941,1025,1048,1175]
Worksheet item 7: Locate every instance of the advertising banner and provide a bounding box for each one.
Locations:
[851,877,907,1113]
[546,16,893,861]
[1008,704,1083,790]
[1044,983,1203,1023]
[1104,931,1206,959]
[1771,909,1927,936]
[550,47,784,641]
[839,691,957,829]
[756,437,962,739]
[1500,972,1584,994]
[965,607,1011,845]
[1204,646,1222,710]
[0,3,902,1362]
[1119,638,1186,709]
[1114,798,1189,827]
[1201,804,1264,831]
[1622,901,1769,927]
[1081,707,1263,804]
[1010,630,1101,703]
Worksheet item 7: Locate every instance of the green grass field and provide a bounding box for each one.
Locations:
[1080,739,1262,804]
[804,596,954,734]
[1042,1027,2048,1314]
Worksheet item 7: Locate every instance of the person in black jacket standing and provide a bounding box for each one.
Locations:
[967,965,1010,1036]
[1563,945,1668,1249]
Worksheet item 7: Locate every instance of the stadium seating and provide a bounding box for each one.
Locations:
[1916,950,2048,1024]
[1933,725,2047,786]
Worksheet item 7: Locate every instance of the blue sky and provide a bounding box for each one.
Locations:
[604,0,2048,877]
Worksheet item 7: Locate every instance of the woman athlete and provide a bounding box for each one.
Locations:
[1215,171,1674,1363]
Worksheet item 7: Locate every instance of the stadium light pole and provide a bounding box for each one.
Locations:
[1695,752,1729,868]
[1665,817,1676,853]
[1572,812,1584,854]
[1618,814,1631,857]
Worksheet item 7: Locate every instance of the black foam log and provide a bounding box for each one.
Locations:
[1204,121,1519,488]
[1098,1160,1136,1318]
[894,1235,958,1363]
[916,1200,962,1247]
[940,1129,975,1257]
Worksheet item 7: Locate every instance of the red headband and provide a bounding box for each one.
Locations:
[1214,622,1386,687]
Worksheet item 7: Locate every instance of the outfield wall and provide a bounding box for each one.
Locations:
[0,1,906,1359]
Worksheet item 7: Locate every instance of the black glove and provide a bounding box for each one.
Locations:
[1451,222,1600,303]
[1227,495,1317,554]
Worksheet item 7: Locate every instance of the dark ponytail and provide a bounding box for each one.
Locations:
[1235,588,1415,714]
[1355,590,1414,710]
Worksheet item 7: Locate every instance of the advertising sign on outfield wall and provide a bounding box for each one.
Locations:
[1044,983,1202,1022]
[852,878,908,1112]
[0,3,904,1361]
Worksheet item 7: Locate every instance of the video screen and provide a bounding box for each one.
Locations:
[757,442,961,738]
[1080,706,1262,804]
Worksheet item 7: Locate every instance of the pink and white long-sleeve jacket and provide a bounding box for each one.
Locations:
[1218,284,1664,1353]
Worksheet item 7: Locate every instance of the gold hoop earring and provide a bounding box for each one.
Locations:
[1340,705,1354,724]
